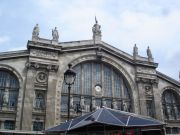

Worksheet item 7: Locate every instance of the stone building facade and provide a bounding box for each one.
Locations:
[0,21,180,134]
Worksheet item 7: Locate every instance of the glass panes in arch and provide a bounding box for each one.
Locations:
[83,63,92,95]
[103,65,112,97]
[94,63,101,84]
[61,61,132,113]
[0,70,19,110]
[114,70,122,98]
[162,90,180,120]
[71,65,81,94]
[123,82,130,99]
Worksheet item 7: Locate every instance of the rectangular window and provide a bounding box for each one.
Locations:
[4,120,15,130]
[33,121,43,131]
[146,100,155,118]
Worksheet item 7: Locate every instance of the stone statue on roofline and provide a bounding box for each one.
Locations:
[32,24,39,40]
[147,46,153,62]
[52,27,59,42]
[133,44,138,59]
[92,16,102,42]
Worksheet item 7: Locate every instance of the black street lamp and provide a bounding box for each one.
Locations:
[64,64,76,121]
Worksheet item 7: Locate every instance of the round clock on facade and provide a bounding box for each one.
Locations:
[95,84,102,96]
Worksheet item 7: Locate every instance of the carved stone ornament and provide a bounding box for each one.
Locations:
[136,67,156,74]
[30,49,58,60]
[136,77,158,84]
[145,86,153,97]
[26,62,59,72]
[36,72,47,83]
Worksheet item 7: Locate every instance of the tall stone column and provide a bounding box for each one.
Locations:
[137,82,147,116]
[45,71,57,129]
[21,69,35,130]
[153,85,164,120]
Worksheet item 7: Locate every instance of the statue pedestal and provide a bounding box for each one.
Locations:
[51,40,58,45]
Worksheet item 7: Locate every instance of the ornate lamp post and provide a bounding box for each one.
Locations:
[64,64,76,121]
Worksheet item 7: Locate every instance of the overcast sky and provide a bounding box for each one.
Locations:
[0,0,180,80]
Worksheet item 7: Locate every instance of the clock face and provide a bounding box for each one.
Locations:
[95,85,102,92]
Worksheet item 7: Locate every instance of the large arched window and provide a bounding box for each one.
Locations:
[0,70,19,110]
[61,62,132,115]
[162,90,180,120]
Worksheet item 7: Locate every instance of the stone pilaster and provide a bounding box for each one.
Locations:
[45,72,57,129]
[153,85,164,120]
[21,69,35,130]
[137,82,147,116]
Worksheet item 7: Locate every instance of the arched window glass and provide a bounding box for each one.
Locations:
[114,71,122,98]
[162,90,180,120]
[72,65,81,94]
[104,65,112,97]
[35,93,45,110]
[94,63,101,84]
[83,63,92,95]
[61,62,131,115]
[0,71,19,110]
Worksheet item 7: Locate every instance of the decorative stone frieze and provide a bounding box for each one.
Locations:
[25,62,59,72]
[136,67,156,74]
[30,49,58,60]
[136,77,158,84]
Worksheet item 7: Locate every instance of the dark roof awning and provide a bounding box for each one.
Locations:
[45,107,164,133]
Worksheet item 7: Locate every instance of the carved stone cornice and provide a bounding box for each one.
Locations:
[25,61,59,72]
[27,40,62,52]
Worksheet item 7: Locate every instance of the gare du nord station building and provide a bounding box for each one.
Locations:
[0,20,180,134]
